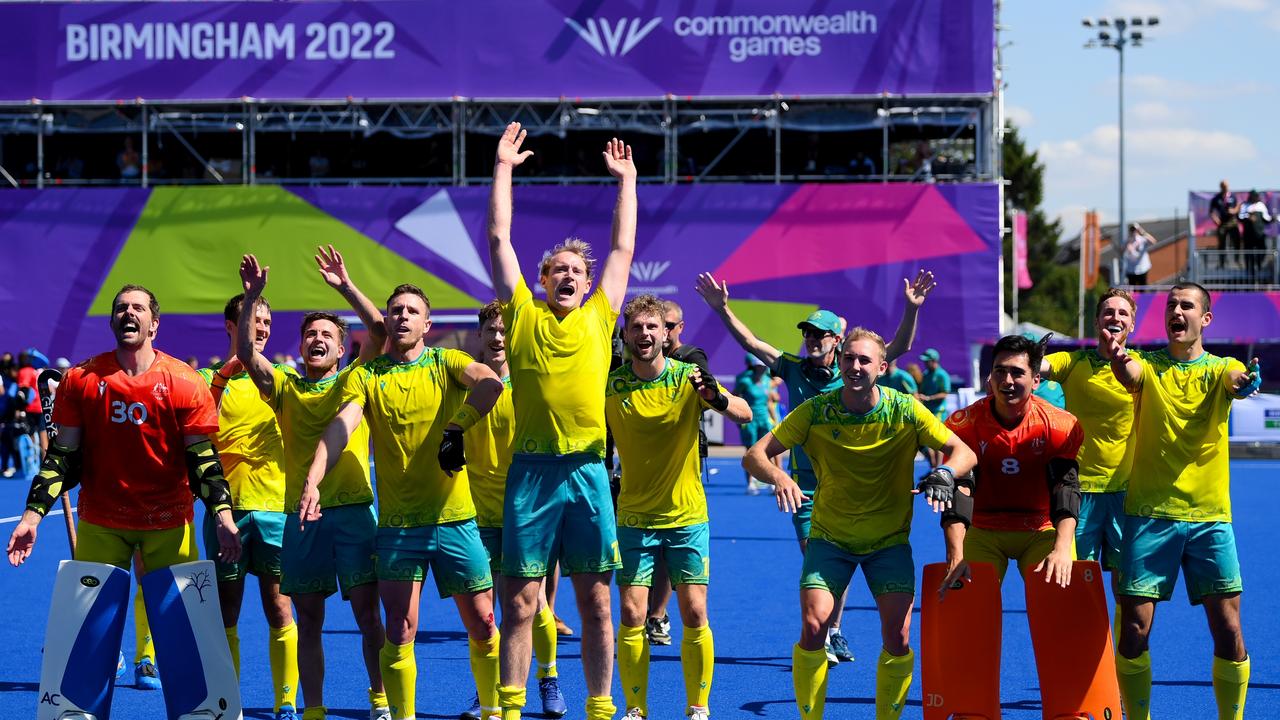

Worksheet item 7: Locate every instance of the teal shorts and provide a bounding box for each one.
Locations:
[800,538,915,599]
[1118,516,1242,604]
[376,519,493,598]
[280,503,377,599]
[479,525,503,574]
[739,418,771,447]
[617,523,710,587]
[204,509,285,582]
[501,453,621,578]
[791,469,817,543]
[1076,491,1125,570]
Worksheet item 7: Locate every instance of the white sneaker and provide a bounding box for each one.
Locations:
[688,706,711,720]
[624,708,646,719]
[370,707,391,720]
[824,641,839,667]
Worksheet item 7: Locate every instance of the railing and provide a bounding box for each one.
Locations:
[1191,249,1280,288]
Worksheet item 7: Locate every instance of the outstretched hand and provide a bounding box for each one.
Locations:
[695,272,729,311]
[904,270,936,307]
[240,254,269,296]
[496,122,534,167]
[602,137,636,181]
[315,244,351,290]
[1233,357,1262,398]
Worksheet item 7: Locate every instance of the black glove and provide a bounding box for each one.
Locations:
[690,370,729,412]
[438,428,466,474]
[916,465,956,506]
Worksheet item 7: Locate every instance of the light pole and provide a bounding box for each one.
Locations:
[1083,15,1157,285]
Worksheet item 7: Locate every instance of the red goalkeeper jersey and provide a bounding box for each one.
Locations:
[53,351,219,530]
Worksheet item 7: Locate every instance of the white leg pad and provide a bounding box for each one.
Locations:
[140,560,242,720]
[38,560,131,720]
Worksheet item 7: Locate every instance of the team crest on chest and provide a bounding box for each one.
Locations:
[151,381,169,400]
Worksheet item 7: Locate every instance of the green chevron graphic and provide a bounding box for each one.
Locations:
[90,186,479,315]
[731,299,820,354]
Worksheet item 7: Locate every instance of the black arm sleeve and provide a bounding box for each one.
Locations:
[185,439,233,515]
[25,441,81,516]
[1046,457,1082,524]
[940,471,977,528]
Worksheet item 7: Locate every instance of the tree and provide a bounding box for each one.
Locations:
[1003,124,1107,335]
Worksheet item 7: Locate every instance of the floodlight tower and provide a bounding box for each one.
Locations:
[1083,15,1158,283]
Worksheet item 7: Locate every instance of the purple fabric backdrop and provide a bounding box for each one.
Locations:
[0,0,994,101]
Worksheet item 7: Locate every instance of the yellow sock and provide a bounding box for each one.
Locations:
[1212,656,1249,720]
[680,624,714,710]
[617,623,649,714]
[134,585,154,664]
[223,625,241,677]
[499,685,526,720]
[301,706,326,720]
[585,695,617,720]
[470,632,501,716]
[378,640,416,720]
[532,606,559,679]
[1116,651,1153,720]
[269,623,298,711]
[875,649,914,720]
[368,688,388,712]
[792,643,829,720]
[1112,604,1122,651]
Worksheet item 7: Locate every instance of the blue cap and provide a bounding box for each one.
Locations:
[797,309,841,335]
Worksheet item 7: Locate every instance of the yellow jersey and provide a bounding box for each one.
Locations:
[340,347,477,528]
[1126,349,1245,522]
[773,387,952,554]
[501,277,617,457]
[605,359,710,529]
[1045,349,1144,493]
[269,364,373,510]
[464,377,514,528]
[198,363,290,512]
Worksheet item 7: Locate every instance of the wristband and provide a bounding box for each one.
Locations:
[449,403,482,432]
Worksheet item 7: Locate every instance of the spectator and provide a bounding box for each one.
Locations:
[16,350,47,459]
[1210,180,1241,269]
[117,137,141,179]
[877,357,918,394]
[0,359,17,477]
[850,151,876,177]
[915,348,951,472]
[1239,190,1274,283]
[734,354,775,495]
[1123,223,1156,286]
[185,355,199,370]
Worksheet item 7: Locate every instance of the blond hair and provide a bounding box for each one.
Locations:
[1094,287,1136,318]
[842,326,887,360]
[539,238,596,280]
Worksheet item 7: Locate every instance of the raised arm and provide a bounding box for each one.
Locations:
[299,401,363,529]
[695,272,783,368]
[237,255,279,399]
[315,244,385,363]
[488,122,534,302]
[885,270,936,362]
[597,138,638,312]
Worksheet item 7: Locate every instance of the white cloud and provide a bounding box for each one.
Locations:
[1005,104,1035,129]
[1131,101,1173,122]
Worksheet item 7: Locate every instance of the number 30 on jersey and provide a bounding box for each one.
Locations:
[110,400,149,425]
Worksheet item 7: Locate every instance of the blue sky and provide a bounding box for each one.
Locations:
[1001,0,1278,240]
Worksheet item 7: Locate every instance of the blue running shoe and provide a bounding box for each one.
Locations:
[540,676,567,718]
[460,695,481,720]
[134,658,161,690]
[114,652,126,681]
[828,629,855,663]
[275,705,300,720]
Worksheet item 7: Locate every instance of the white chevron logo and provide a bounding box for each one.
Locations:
[394,189,492,291]
[565,17,662,57]
[631,260,671,282]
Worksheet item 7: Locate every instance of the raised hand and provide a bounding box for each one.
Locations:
[904,270,936,307]
[1233,357,1262,398]
[240,254,269,296]
[602,137,636,181]
[496,122,534,167]
[695,272,730,312]
[690,367,730,411]
[315,244,351,290]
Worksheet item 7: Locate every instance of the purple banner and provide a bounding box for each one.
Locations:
[0,0,994,102]
[1130,291,1280,344]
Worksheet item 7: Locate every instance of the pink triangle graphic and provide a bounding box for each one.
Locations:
[713,184,989,285]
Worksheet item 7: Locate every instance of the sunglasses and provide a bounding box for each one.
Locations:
[801,329,833,340]
[665,321,679,330]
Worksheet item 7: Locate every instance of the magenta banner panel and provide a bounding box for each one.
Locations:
[0,0,994,102]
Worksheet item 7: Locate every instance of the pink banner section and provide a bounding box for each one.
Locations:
[1012,210,1032,290]
[1129,290,1280,343]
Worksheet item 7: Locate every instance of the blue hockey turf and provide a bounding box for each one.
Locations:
[2,458,1276,719]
